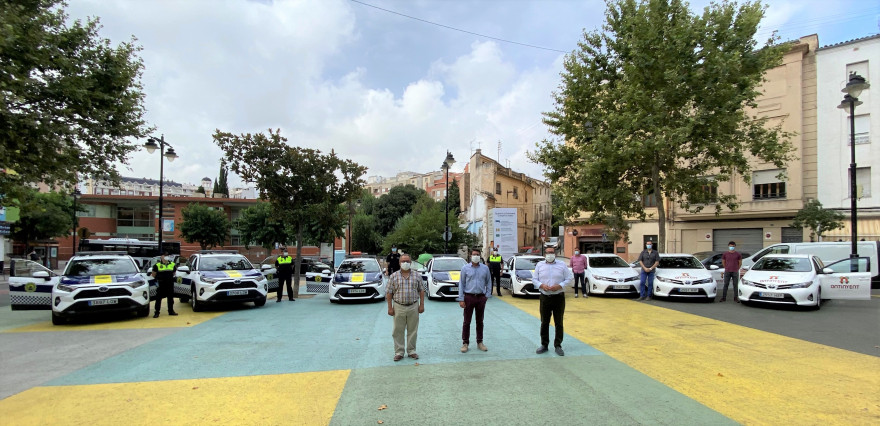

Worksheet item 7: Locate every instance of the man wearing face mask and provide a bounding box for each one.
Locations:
[151,254,178,318]
[274,250,294,302]
[570,248,588,298]
[637,241,660,301]
[386,245,401,276]
[720,241,743,302]
[487,248,504,297]
[457,248,492,353]
[386,254,425,361]
[533,247,572,356]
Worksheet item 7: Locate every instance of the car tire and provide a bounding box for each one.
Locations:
[191,287,203,312]
[812,289,822,311]
[254,297,266,307]
[51,312,65,325]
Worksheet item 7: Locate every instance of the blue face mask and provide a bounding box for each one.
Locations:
[729,246,735,251]
[646,245,652,250]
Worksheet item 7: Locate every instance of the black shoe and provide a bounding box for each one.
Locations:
[555,347,565,356]
[497,294,503,297]
[153,312,159,318]
[536,345,548,354]
[168,311,178,316]
[289,298,295,301]
[277,299,282,303]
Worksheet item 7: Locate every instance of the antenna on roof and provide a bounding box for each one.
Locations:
[497,140,501,162]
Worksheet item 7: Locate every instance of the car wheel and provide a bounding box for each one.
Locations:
[254,297,266,307]
[51,312,65,325]
[191,287,203,312]
[813,289,822,311]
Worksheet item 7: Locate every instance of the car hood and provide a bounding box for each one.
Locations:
[655,268,713,282]
[588,267,638,279]
[61,274,142,285]
[514,269,535,280]
[335,272,383,283]
[432,271,462,282]
[200,270,263,280]
[743,270,813,285]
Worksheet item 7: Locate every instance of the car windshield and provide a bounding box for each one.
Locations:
[433,258,466,272]
[198,256,253,271]
[337,260,380,273]
[658,257,703,269]
[515,257,543,270]
[589,256,630,268]
[66,258,137,276]
[753,257,813,272]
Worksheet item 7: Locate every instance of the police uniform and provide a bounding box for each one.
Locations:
[487,253,504,296]
[386,251,401,275]
[275,255,294,302]
[152,260,177,317]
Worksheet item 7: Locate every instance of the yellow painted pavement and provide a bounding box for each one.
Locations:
[2,302,224,333]
[0,370,350,425]
[504,296,880,425]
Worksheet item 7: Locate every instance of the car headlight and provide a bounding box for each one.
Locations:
[695,278,714,284]
[656,276,672,283]
[57,284,76,292]
[789,282,813,289]
[742,279,754,287]
[593,275,615,282]
[126,280,147,289]
[201,276,220,284]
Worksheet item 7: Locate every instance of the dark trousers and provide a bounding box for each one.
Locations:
[462,293,487,344]
[573,272,587,295]
[278,274,293,300]
[155,283,174,313]
[490,270,502,295]
[722,271,739,299]
[539,293,565,348]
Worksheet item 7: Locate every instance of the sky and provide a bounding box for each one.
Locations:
[63,0,880,189]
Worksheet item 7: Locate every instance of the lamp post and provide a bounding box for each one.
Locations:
[837,72,870,260]
[71,188,81,256]
[144,135,179,255]
[441,151,456,254]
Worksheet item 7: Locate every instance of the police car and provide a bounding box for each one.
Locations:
[419,255,467,299]
[648,254,717,301]
[585,254,640,296]
[329,257,386,302]
[9,259,59,310]
[176,251,269,311]
[51,252,151,325]
[740,254,871,309]
[501,255,544,297]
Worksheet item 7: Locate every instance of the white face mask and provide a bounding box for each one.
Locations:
[282,252,288,256]
[728,246,735,251]
[646,245,652,250]
[400,262,411,271]
[471,255,481,264]
[545,254,556,262]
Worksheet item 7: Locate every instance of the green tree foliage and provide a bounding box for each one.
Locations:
[382,197,476,256]
[791,200,844,241]
[234,202,291,251]
[11,189,78,252]
[447,178,461,216]
[302,201,347,246]
[179,203,230,250]
[195,186,206,194]
[213,161,229,196]
[375,185,426,235]
[214,129,366,297]
[351,213,382,254]
[0,0,151,201]
[530,0,794,251]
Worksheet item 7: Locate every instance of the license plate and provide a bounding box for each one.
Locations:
[349,288,366,294]
[447,286,458,292]
[88,299,118,306]
[761,292,784,298]
[613,285,629,289]
[227,290,248,296]
[679,288,699,293]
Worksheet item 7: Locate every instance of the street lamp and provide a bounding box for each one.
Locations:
[144,135,179,255]
[837,72,870,260]
[71,188,81,256]
[441,151,456,254]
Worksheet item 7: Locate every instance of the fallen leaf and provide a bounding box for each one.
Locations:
[192,386,199,390]
[717,373,724,377]
[378,421,384,424]
[378,405,387,411]
[186,322,191,325]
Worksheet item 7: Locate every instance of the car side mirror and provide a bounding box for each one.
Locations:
[417,267,426,273]
[822,267,834,274]
[177,266,190,273]
[33,270,50,280]
[709,265,719,270]
[261,264,273,271]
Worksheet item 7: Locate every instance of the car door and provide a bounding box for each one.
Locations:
[174,255,197,298]
[419,259,432,291]
[500,257,513,290]
[819,257,872,300]
[9,259,59,310]
[139,258,159,299]
[261,256,278,293]
[304,261,333,293]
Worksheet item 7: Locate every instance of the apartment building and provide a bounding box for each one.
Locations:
[364,170,462,201]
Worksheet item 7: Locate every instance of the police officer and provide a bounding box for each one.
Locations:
[151,254,178,317]
[386,245,401,276]
[487,248,504,297]
[274,250,294,302]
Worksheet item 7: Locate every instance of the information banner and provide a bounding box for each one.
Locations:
[492,208,518,257]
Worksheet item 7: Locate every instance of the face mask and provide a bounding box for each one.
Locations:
[545,254,556,262]
[392,248,397,253]
[493,251,498,255]
[574,251,580,255]
[471,255,481,263]
[729,246,735,251]
[646,245,652,250]
[282,252,288,256]
[401,262,411,271]
[162,257,169,263]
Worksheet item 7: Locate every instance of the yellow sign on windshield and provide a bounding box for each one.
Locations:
[351,273,365,282]
[449,271,461,281]
[224,271,243,278]
[93,275,113,284]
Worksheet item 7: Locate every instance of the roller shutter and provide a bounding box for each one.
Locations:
[713,229,763,254]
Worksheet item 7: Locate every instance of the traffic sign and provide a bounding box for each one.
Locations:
[443,231,452,241]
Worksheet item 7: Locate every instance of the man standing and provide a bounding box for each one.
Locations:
[274,250,294,302]
[151,254,178,318]
[570,249,588,298]
[458,249,492,353]
[533,247,572,356]
[720,241,743,303]
[386,254,425,362]
[386,245,401,276]
[637,241,660,301]
[487,248,504,297]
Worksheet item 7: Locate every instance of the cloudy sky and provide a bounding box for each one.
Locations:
[64,0,879,189]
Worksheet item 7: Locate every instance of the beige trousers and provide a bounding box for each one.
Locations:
[392,301,419,356]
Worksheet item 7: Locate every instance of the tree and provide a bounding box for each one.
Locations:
[195,186,206,194]
[0,0,151,201]
[234,202,291,251]
[791,200,844,241]
[447,178,461,216]
[11,189,78,253]
[531,0,794,252]
[351,213,382,254]
[374,185,426,236]
[213,161,229,196]
[382,197,476,256]
[179,203,230,250]
[214,129,366,297]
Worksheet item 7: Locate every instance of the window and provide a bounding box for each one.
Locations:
[496,182,501,195]
[513,186,518,199]
[849,167,872,198]
[642,192,658,207]
[694,178,718,204]
[76,205,97,217]
[117,206,152,227]
[753,169,786,200]
[847,114,870,145]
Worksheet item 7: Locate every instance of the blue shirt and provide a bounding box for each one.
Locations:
[533,260,572,295]
[457,262,492,301]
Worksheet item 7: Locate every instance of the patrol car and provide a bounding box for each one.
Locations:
[176,251,269,311]
[418,255,467,299]
[740,254,871,309]
[259,256,333,294]
[585,254,640,296]
[646,254,718,301]
[329,257,386,302]
[9,259,59,310]
[139,255,184,301]
[50,252,151,325]
[501,255,544,297]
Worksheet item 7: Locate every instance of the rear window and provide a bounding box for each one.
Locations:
[658,257,703,269]
[337,260,379,273]
[753,257,812,272]
[66,258,138,276]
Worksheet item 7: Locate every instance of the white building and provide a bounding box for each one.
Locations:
[816,34,880,240]
[84,176,200,197]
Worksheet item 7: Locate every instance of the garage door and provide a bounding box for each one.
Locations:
[713,229,763,254]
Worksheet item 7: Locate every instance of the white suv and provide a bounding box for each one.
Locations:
[329,257,386,303]
[50,252,150,325]
[176,251,269,311]
[419,256,467,299]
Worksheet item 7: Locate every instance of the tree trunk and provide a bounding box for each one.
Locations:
[292,222,303,298]
[653,162,666,253]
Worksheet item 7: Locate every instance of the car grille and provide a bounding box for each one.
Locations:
[624,276,639,282]
[752,283,768,289]
[216,281,258,290]
[74,288,132,300]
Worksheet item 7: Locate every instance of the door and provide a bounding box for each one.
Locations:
[819,257,871,300]
[713,229,763,254]
[304,261,333,293]
[9,259,59,310]
[139,258,159,299]
[500,257,513,290]
[175,255,197,298]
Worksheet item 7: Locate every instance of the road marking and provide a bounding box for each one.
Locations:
[0,370,349,424]
[503,296,880,425]
[2,301,224,333]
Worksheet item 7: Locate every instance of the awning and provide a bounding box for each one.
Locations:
[819,218,880,240]
[466,220,483,234]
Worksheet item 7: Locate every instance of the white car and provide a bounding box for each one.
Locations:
[419,256,467,299]
[50,252,151,325]
[9,259,59,310]
[329,257,386,303]
[501,255,544,297]
[585,254,640,296]
[740,254,871,309]
[648,254,718,301]
[176,251,269,311]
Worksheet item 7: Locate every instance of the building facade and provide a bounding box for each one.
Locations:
[364,170,461,199]
[84,176,201,198]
